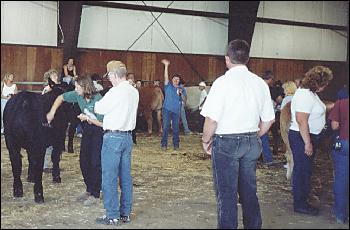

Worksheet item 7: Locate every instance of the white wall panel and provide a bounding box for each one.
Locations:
[192,17,228,55]
[79,6,108,49]
[78,4,228,55]
[152,13,193,53]
[292,26,322,60]
[110,1,229,13]
[260,23,294,59]
[320,29,347,61]
[294,1,323,24]
[250,23,263,57]
[252,1,348,61]
[1,1,57,46]
[322,1,349,26]
[261,1,295,21]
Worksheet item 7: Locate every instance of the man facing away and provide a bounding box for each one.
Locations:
[201,39,275,229]
[94,60,139,225]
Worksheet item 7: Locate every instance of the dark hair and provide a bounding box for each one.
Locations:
[262,70,274,80]
[91,73,100,81]
[301,66,333,93]
[75,75,97,99]
[172,74,181,79]
[226,39,250,64]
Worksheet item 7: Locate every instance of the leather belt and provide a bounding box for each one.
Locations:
[104,129,132,134]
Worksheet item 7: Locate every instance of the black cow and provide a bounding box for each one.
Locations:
[3,80,70,203]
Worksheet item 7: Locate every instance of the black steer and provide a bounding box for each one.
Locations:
[3,81,70,203]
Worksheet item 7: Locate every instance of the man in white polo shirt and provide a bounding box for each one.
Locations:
[201,39,275,229]
[94,60,139,226]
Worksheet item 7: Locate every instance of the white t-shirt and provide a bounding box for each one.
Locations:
[93,81,103,92]
[200,65,275,134]
[94,81,139,131]
[290,88,326,134]
[2,83,16,97]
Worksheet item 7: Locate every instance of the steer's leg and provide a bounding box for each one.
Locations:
[28,147,45,203]
[51,146,62,183]
[7,141,23,198]
[144,111,153,136]
[156,109,163,136]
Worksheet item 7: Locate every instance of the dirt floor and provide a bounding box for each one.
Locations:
[1,133,349,229]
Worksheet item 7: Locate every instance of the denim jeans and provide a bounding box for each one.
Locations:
[1,98,8,132]
[331,140,349,222]
[260,133,273,163]
[211,133,262,229]
[161,108,180,148]
[288,130,320,209]
[80,123,103,198]
[101,131,133,219]
[180,103,191,134]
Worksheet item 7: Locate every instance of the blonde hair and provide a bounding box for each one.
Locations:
[301,66,333,93]
[282,81,297,96]
[43,69,59,82]
[106,60,127,78]
[1,73,14,90]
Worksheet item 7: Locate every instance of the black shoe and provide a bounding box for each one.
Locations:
[67,147,74,153]
[294,206,319,216]
[120,215,131,223]
[95,215,120,225]
[52,176,61,183]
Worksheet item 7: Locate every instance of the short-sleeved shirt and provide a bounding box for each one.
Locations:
[290,88,326,135]
[200,65,275,134]
[163,83,184,114]
[63,91,103,122]
[328,98,349,140]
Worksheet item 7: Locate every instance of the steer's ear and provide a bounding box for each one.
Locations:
[48,77,56,89]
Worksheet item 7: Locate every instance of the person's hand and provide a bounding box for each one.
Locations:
[161,59,170,66]
[202,139,213,155]
[304,142,313,156]
[326,102,335,111]
[77,113,88,122]
[46,111,55,124]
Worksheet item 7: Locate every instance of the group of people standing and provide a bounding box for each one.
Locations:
[1,38,348,228]
[200,39,348,228]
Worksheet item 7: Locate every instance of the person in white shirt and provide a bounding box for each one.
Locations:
[200,39,275,229]
[280,81,297,110]
[197,81,207,133]
[288,66,333,216]
[1,73,18,134]
[94,60,139,226]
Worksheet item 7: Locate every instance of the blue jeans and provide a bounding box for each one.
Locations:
[331,140,349,222]
[260,133,273,163]
[211,133,262,229]
[288,130,320,209]
[161,108,180,148]
[101,131,133,219]
[180,103,191,134]
[1,98,8,132]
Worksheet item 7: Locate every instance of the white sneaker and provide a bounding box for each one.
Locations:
[76,133,82,138]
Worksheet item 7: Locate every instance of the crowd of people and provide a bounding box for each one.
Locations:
[1,39,348,227]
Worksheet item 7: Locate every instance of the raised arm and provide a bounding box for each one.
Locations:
[161,59,170,85]
[46,95,64,123]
